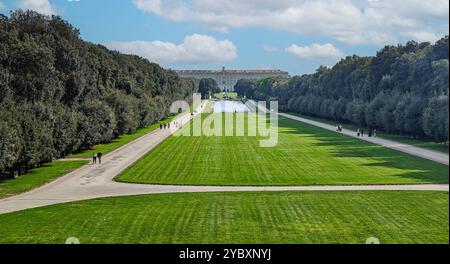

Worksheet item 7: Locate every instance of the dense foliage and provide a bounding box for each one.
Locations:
[236,37,449,142]
[0,11,197,177]
[198,78,220,99]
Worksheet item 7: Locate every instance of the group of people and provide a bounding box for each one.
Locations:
[336,123,377,138]
[160,121,181,130]
[92,152,103,165]
[357,128,377,138]
[160,123,170,130]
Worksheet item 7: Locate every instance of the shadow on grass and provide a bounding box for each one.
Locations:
[278,116,449,184]
[0,163,56,183]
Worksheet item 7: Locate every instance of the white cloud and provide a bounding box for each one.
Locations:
[263,45,278,53]
[16,0,56,15]
[132,0,449,46]
[0,2,5,11]
[400,31,441,44]
[286,43,344,62]
[106,34,238,65]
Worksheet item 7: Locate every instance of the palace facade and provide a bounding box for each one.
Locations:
[176,67,289,91]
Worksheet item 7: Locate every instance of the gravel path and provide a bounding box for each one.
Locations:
[0,101,447,215]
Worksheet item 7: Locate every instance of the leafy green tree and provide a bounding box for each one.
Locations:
[0,121,21,174]
[198,78,218,99]
[80,100,117,146]
[235,79,258,99]
[423,96,449,141]
[105,91,139,136]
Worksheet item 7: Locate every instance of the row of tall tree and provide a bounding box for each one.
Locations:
[235,37,449,142]
[0,10,198,177]
[198,78,220,99]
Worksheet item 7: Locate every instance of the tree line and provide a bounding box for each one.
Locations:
[235,37,449,142]
[198,78,220,99]
[0,10,199,177]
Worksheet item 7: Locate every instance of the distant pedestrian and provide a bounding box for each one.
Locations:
[168,123,170,129]
[98,153,103,164]
[373,129,377,138]
[361,130,364,137]
[93,153,97,164]
[160,124,163,130]
[357,128,361,137]
[369,130,372,137]
[164,124,167,129]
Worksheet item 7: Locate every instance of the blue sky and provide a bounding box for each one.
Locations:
[1,0,448,76]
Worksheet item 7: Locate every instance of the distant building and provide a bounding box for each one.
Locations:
[175,67,289,92]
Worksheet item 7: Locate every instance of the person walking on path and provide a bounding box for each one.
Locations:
[361,129,364,137]
[97,153,103,164]
[357,128,361,137]
[92,153,97,164]
[373,129,377,138]
[160,124,163,130]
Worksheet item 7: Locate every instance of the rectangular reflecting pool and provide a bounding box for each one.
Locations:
[213,100,251,113]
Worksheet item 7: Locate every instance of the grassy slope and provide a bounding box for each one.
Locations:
[0,160,87,199]
[0,191,447,244]
[117,114,448,186]
[287,113,449,154]
[69,116,176,159]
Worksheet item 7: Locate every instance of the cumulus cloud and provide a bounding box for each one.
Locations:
[16,0,56,15]
[106,34,237,65]
[132,0,449,46]
[286,43,344,62]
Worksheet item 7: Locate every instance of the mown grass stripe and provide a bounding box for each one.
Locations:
[116,114,448,186]
[1,191,446,244]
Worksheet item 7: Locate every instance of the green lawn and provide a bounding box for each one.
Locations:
[116,113,448,186]
[215,92,238,99]
[0,191,447,244]
[69,116,176,158]
[0,160,87,199]
[287,112,449,154]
